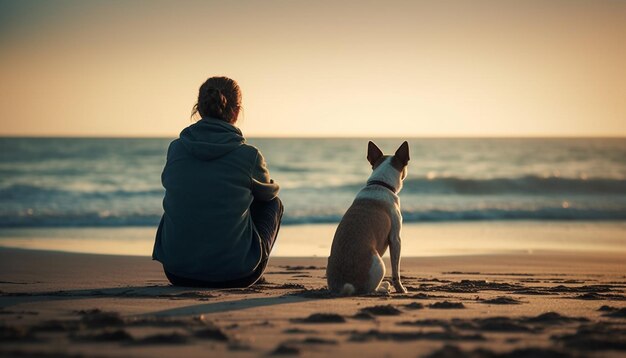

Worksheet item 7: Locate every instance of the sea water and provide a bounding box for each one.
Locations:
[1,137,625,228]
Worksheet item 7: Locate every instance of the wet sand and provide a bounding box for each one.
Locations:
[1,221,625,257]
[1,248,625,357]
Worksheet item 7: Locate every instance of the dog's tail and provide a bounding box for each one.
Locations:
[340,283,355,296]
[376,280,391,294]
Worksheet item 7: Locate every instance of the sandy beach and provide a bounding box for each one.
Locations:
[2,0,626,356]
[1,247,625,357]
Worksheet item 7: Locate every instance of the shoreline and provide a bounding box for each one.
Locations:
[1,247,625,357]
[1,220,625,257]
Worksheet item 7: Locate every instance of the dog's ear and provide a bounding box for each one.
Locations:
[394,141,410,166]
[367,141,383,166]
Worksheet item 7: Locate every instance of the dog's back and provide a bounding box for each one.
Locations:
[327,198,392,294]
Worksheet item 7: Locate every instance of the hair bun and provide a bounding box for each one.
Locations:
[192,76,242,122]
[206,87,228,117]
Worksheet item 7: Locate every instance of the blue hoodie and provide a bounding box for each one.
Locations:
[152,118,279,282]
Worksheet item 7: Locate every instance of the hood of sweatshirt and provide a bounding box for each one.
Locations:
[179,118,245,160]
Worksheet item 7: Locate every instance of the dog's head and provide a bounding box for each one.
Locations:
[367,141,410,191]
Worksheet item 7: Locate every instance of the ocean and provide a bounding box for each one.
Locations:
[1,137,626,228]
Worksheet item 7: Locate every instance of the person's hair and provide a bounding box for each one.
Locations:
[191,76,242,123]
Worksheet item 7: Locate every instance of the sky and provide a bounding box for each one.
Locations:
[0,0,624,138]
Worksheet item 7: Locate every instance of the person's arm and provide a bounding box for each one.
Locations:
[251,150,280,201]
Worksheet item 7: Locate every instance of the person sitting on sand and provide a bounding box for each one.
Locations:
[152,76,283,288]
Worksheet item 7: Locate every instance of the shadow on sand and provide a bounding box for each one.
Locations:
[145,295,314,316]
[0,284,319,316]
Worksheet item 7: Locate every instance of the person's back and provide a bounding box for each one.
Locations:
[152,76,282,287]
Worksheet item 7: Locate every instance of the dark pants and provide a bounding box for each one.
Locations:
[165,197,283,288]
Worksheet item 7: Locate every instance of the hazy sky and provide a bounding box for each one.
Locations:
[1,0,624,137]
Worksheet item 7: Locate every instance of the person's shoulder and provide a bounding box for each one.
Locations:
[238,142,261,159]
[236,143,270,172]
[167,138,182,152]
[240,141,260,151]
[165,138,187,161]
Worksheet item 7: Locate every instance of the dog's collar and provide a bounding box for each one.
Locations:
[366,180,397,193]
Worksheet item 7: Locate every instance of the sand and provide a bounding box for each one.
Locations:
[2,221,626,257]
[1,248,625,357]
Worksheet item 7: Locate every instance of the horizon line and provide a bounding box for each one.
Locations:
[1,134,625,140]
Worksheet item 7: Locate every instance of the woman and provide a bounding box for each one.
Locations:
[152,76,283,288]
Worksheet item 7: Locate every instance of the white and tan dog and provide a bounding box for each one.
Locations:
[327,141,410,295]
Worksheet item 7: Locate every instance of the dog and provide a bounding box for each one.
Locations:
[326,141,410,295]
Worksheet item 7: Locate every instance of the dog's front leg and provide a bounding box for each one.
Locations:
[389,214,407,293]
[389,234,406,293]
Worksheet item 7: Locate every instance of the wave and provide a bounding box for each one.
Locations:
[336,175,626,195]
[1,207,625,228]
[282,207,626,224]
[3,176,625,201]
[1,175,625,228]
[399,208,626,222]
[271,165,314,173]
[0,184,164,200]
[0,213,163,228]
